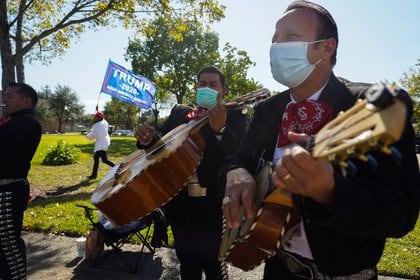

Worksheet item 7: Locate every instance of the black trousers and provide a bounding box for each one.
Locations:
[91,150,114,176]
[171,223,224,280]
[0,180,29,280]
[264,253,378,280]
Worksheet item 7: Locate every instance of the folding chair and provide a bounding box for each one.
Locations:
[76,204,167,273]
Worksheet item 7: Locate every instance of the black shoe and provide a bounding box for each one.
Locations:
[87,175,97,180]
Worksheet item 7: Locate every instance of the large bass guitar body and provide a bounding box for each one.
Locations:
[91,123,205,226]
[91,88,271,226]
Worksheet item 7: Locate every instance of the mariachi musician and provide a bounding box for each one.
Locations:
[220,1,420,280]
[135,66,248,279]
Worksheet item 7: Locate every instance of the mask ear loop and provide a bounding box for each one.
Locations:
[313,57,324,66]
[216,87,226,105]
[308,39,328,66]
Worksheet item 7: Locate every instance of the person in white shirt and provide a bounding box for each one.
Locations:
[86,111,114,179]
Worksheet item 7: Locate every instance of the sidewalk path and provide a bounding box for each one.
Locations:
[24,231,263,280]
[24,231,413,280]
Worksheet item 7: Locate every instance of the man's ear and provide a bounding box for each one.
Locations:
[23,96,33,107]
[218,88,226,100]
[323,37,336,58]
[222,86,228,96]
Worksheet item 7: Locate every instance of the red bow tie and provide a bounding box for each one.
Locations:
[186,107,208,120]
[0,116,11,127]
[277,99,333,147]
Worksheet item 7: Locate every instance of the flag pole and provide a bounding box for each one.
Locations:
[96,85,102,112]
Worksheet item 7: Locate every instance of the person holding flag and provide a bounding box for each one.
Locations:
[86,111,115,180]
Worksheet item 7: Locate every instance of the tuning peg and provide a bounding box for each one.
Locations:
[387,146,403,166]
[365,154,378,172]
[340,160,357,177]
[365,82,400,108]
[379,145,392,154]
[378,145,402,164]
[337,159,348,168]
[357,154,368,162]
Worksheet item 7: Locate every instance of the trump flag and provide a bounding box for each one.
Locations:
[100,60,157,109]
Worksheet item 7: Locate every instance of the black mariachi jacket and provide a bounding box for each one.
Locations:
[137,104,248,228]
[0,108,42,179]
[222,74,420,276]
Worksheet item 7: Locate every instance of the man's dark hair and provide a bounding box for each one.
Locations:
[285,1,338,65]
[197,66,226,87]
[8,82,38,107]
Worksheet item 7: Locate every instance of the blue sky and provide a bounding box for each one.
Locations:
[25,0,420,114]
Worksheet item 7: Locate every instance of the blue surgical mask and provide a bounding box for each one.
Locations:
[196,87,219,108]
[270,40,324,88]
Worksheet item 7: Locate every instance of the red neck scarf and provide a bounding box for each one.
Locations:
[0,116,11,127]
[277,99,333,147]
[186,106,208,120]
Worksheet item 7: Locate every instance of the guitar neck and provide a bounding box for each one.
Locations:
[190,88,271,133]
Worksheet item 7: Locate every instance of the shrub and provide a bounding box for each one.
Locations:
[42,140,81,165]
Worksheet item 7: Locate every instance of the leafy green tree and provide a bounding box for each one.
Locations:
[36,85,55,122]
[47,85,84,133]
[0,0,225,90]
[126,14,259,123]
[210,43,261,101]
[104,97,139,130]
[127,16,219,104]
[399,60,420,122]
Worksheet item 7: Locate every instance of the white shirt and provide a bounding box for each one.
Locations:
[273,84,327,260]
[86,119,111,152]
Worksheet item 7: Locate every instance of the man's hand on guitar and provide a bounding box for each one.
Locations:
[134,124,157,145]
[272,132,336,208]
[208,103,227,132]
[223,168,258,229]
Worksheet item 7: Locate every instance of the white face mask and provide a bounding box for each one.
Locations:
[269,40,325,88]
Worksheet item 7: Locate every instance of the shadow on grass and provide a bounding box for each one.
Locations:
[30,192,92,207]
[31,187,92,205]
[44,179,93,197]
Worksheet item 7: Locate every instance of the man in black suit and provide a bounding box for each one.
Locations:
[0,82,42,280]
[221,1,420,279]
[135,66,248,279]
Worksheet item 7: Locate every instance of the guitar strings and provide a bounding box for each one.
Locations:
[314,100,376,163]
[114,89,270,176]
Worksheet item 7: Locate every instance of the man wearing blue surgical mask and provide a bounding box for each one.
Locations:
[221,1,419,279]
[135,66,248,279]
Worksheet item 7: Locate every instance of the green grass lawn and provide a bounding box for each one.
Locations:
[24,133,419,278]
[25,133,172,243]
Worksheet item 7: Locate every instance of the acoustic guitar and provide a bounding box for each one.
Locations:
[219,83,409,271]
[90,88,271,226]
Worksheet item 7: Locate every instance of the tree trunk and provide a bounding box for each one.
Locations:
[0,1,16,90]
[16,56,25,83]
[58,118,63,133]
[176,93,183,104]
[152,102,159,127]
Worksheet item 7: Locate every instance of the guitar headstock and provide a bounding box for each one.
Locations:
[311,83,407,166]
[225,88,271,108]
